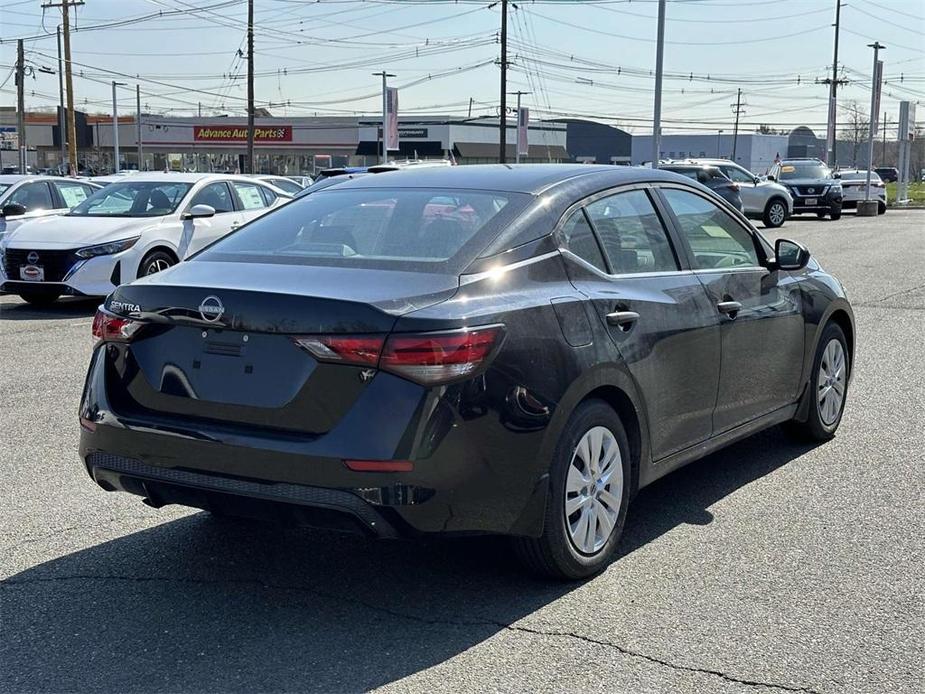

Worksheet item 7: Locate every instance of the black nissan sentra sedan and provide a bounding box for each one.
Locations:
[79,165,854,579]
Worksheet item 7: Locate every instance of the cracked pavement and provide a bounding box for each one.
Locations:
[1,210,923,693]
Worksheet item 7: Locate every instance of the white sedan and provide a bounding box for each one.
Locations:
[837,169,887,214]
[0,172,289,305]
[0,175,100,242]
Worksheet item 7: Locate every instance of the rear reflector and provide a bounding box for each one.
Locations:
[92,308,143,344]
[293,325,504,385]
[344,459,413,472]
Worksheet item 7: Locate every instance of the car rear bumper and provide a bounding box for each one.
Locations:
[78,346,554,538]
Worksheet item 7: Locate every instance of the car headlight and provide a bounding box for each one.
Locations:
[830,184,841,194]
[75,236,140,259]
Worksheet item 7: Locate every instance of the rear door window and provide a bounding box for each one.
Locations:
[662,188,759,269]
[585,190,679,274]
[54,181,95,208]
[559,210,607,272]
[231,182,268,211]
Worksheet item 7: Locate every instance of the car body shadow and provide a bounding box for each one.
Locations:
[0,296,99,321]
[1,427,818,692]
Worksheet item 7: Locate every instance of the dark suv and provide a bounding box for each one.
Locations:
[767,159,843,220]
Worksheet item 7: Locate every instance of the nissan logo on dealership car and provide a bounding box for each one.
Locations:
[27,251,39,264]
[198,295,224,322]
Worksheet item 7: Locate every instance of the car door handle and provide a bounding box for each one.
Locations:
[717,300,742,317]
[605,310,640,330]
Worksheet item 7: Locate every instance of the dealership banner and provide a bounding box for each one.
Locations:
[385,87,399,151]
[872,60,884,133]
[517,107,530,156]
[193,125,293,143]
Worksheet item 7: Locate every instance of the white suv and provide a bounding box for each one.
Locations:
[686,159,793,228]
[1,173,289,305]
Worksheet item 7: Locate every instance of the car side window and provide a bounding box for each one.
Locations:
[723,166,754,184]
[662,188,759,270]
[585,190,679,274]
[189,182,234,214]
[232,182,268,211]
[258,186,278,207]
[559,210,607,272]
[7,182,54,211]
[54,181,94,208]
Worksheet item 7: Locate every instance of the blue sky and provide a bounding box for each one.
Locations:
[1,0,923,135]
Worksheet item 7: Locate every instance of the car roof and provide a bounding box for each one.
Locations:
[324,164,689,195]
[92,172,275,185]
[0,174,87,184]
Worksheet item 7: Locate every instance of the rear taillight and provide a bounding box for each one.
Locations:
[292,325,504,385]
[92,308,143,344]
[380,326,504,384]
[292,335,385,366]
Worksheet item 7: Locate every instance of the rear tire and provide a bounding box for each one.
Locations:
[786,322,849,441]
[137,249,177,278]
[878,202,887,215]
[19,293,59,306]
[513,399,631,580]
[762,198,788,228]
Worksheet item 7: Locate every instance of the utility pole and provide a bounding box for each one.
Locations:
[57,26,66,172]
[16,39,26,174]
[112,81,125,173]
[136,84,143,171]
[864,42,885,203]
[826,1,844,167]
[499,0,509,163]
[652,0,667,168]
[44,0,83,175]
[731,88,745,161]
[716,129,723,158]
[509,90,531,163]
[246,0,255,173]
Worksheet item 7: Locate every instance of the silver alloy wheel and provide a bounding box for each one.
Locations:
[817,338,847,426]
[564,426,623,555]
[769,201,786,226]
[145,258,172,275]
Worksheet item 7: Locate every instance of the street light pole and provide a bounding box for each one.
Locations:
[864,42,885,203]
[651,0,667,168]
[136,84,143,171]
[111,81,125,173]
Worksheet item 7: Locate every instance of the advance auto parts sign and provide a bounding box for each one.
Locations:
[193,125,293,143]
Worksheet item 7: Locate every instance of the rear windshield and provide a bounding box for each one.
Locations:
[68,181,192,217]
[196,187,529,273]
[840,171,881,182]
[779,163,830,180]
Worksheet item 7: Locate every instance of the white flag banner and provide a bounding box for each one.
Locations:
[385,87,399,152]
[517,107,529,156]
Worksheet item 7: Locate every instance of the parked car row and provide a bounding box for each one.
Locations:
[0,173,293,304]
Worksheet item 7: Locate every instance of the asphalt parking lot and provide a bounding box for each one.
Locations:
[1,210,922,694]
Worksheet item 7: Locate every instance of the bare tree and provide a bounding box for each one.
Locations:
[843,101,870,167]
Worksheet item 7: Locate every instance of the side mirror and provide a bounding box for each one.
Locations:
[833,171,841,179]
[181,204,215,220]
[1,203,27,218]
[753,176,760,185]
[767,174,776,182]
[774,238,810,271]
